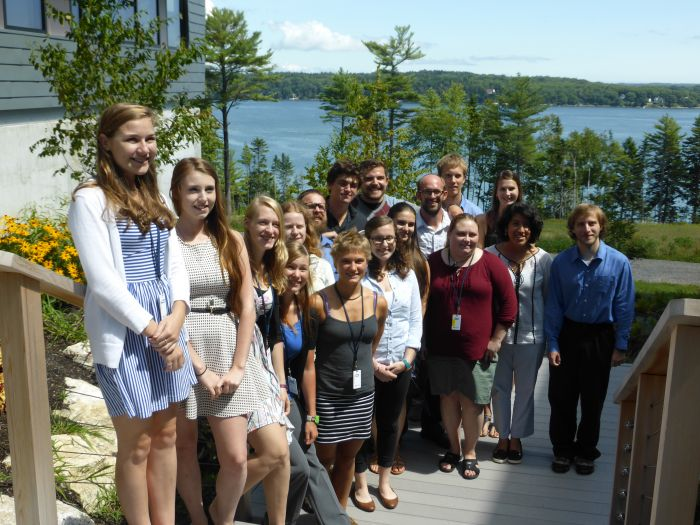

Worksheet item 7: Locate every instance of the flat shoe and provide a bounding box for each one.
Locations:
[378,490,399,509]
[492,447,508,464]
[350,491,375,513]
[507,446,523,464]
[551,456,571,473]
[574,457,595,475]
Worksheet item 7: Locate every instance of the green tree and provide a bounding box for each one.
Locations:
[204,8,273,214]
[29,0,205,179]
[247,137,274,198]
[363,25,425,176]
[272,153,298,202]
[642,115,685,223]
[613,138,646,221]
[533,114,567,216]
[319,69,363,135]
[682,115,700,223]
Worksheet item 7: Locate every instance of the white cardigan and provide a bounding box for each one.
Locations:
[68,186,190,367]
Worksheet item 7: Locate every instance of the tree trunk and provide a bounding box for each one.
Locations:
[222,106,231,216]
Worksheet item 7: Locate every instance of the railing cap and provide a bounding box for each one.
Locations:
[0,250,84,307]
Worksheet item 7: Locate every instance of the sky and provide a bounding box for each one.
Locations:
[205,0,700,84]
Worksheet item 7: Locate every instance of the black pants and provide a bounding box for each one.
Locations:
[548,317,615,461]
[417,356,443,433]
[356,370,412,472]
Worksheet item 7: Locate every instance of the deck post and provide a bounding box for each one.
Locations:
[649,325,700,525]
[0,273,57,525]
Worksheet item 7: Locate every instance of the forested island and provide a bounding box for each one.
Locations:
[264,71,700,108]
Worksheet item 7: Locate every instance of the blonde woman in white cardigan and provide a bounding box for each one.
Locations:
[68,104,195,524]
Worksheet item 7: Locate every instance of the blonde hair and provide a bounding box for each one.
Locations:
[284,240,312,336]
[77,103,174,233]
[567,203,607,240]
[437,153,468,178]
[331,228,371,263]
[282,201,322,257]
[244,196,288,293]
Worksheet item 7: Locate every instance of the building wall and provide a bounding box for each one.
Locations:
[0,0,205,216]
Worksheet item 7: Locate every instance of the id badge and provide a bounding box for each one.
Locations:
[451,314,461,331]
[158,294,168,320]
[352,369,362,390]
[287,376,299,397]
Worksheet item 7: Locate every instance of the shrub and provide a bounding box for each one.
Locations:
[0,213,84,282]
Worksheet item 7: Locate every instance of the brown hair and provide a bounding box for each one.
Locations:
[282,201,321,257]
[437,153,468,177]
[448,213,478,235]
[486,170,523,235]
[170,157,245,316]
[331,228,371,263]
[388,202,428,296]
[284,241,313,337]
[327,160,360,186]
[80,103,174,233]
[358,159,386,177]
[567,203,607,240]
[364,216,409,279]
[244,196,288,294]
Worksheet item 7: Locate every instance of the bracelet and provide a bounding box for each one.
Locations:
[402,358,412,371]
[306,414,320,424]
[279,384,288,390]
[195,365,208,377]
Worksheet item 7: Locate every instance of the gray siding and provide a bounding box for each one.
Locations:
[0,0,205,112]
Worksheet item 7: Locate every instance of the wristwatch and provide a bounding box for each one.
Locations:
[306,414,320,424]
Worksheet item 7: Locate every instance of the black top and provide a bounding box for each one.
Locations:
[254,285,282,348]
[326,199,363,233]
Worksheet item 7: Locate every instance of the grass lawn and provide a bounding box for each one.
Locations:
[539,219,700,262]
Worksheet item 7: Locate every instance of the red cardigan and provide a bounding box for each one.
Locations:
[425,250,517,362]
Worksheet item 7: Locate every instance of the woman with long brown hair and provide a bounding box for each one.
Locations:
[68,103,195,523]
[170,158,269,525]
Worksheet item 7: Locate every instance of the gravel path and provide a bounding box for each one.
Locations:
[630,258,700,285]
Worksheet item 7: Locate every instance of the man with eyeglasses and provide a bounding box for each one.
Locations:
[415,174,451,257]
[298,189,337,276]
[325,160,362,234]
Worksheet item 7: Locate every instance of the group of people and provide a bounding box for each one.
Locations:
[68,103,636,524]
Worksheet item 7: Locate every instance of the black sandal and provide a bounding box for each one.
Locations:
[460,458,480,480]
[438,451,460,473]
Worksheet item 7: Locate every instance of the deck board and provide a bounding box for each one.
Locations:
[247,360,627,524]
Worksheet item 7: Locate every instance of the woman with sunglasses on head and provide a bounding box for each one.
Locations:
[426,213,517,480]
[68,103,195,523]
[485,202,552,465]
[351,216,421,512]
[310,229,388,514]
[280,241,351,525]
[171,158,270,525]
[282,200,335,293]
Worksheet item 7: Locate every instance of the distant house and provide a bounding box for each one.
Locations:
[486,88,496,96]
[0,0,205,216]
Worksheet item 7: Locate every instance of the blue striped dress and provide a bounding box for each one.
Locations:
[95,220,196,419]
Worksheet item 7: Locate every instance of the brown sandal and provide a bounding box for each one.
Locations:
[391,455,406,475]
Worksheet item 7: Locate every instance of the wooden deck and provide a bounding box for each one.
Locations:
[247,361,627,525]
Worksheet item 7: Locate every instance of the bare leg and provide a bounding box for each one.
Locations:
[175,412,208,525]
[440,393,463,456]
[208,415,248,525]
[377,466,396,501]
[245,424,290,525]
[460,395,483,479]
[328,440,363,509]
[146,405,179,525]
[353,471,372,503]
[314,442,337,474]
[112,415,153,525]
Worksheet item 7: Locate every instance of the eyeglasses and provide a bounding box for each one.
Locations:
[304,202,326,210]
[420,189,445,196]
[370,235,396,246]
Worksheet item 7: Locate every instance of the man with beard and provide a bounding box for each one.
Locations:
[351,159,399,229]
[415,174,450,257]
[298,188,336,272]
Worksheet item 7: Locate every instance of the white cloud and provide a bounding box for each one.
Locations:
[276,63,311,73]
[205,0,215,14]
[274,21,363,52]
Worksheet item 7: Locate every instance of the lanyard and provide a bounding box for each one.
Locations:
[334,284,364,370]
[448,250,474,315]
[148,225,162,279]
[256,276,274,347]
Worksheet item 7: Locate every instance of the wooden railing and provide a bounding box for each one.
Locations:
[0,251,85,525]
[610,298,700,525]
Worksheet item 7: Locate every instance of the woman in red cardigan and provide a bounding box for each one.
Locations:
[425,214,517,480]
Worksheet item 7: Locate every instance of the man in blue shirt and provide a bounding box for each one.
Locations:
[545,204,635,475]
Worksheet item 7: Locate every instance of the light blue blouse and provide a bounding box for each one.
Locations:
[363,269,423,364]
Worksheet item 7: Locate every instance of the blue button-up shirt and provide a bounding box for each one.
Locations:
[544,241,635,353]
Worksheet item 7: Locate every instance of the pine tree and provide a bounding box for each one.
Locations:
[272,154,298,202]
[643,115,685,223]
[682,115,700,223]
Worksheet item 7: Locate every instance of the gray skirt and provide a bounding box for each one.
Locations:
[427,355,497,405]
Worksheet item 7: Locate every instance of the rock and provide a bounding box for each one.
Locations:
[60,341,93,370]
[52,378,117,513]
[0,494,94,524]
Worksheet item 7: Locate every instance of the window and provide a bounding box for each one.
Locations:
[166,0,188,47]
[4,0,44,31]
